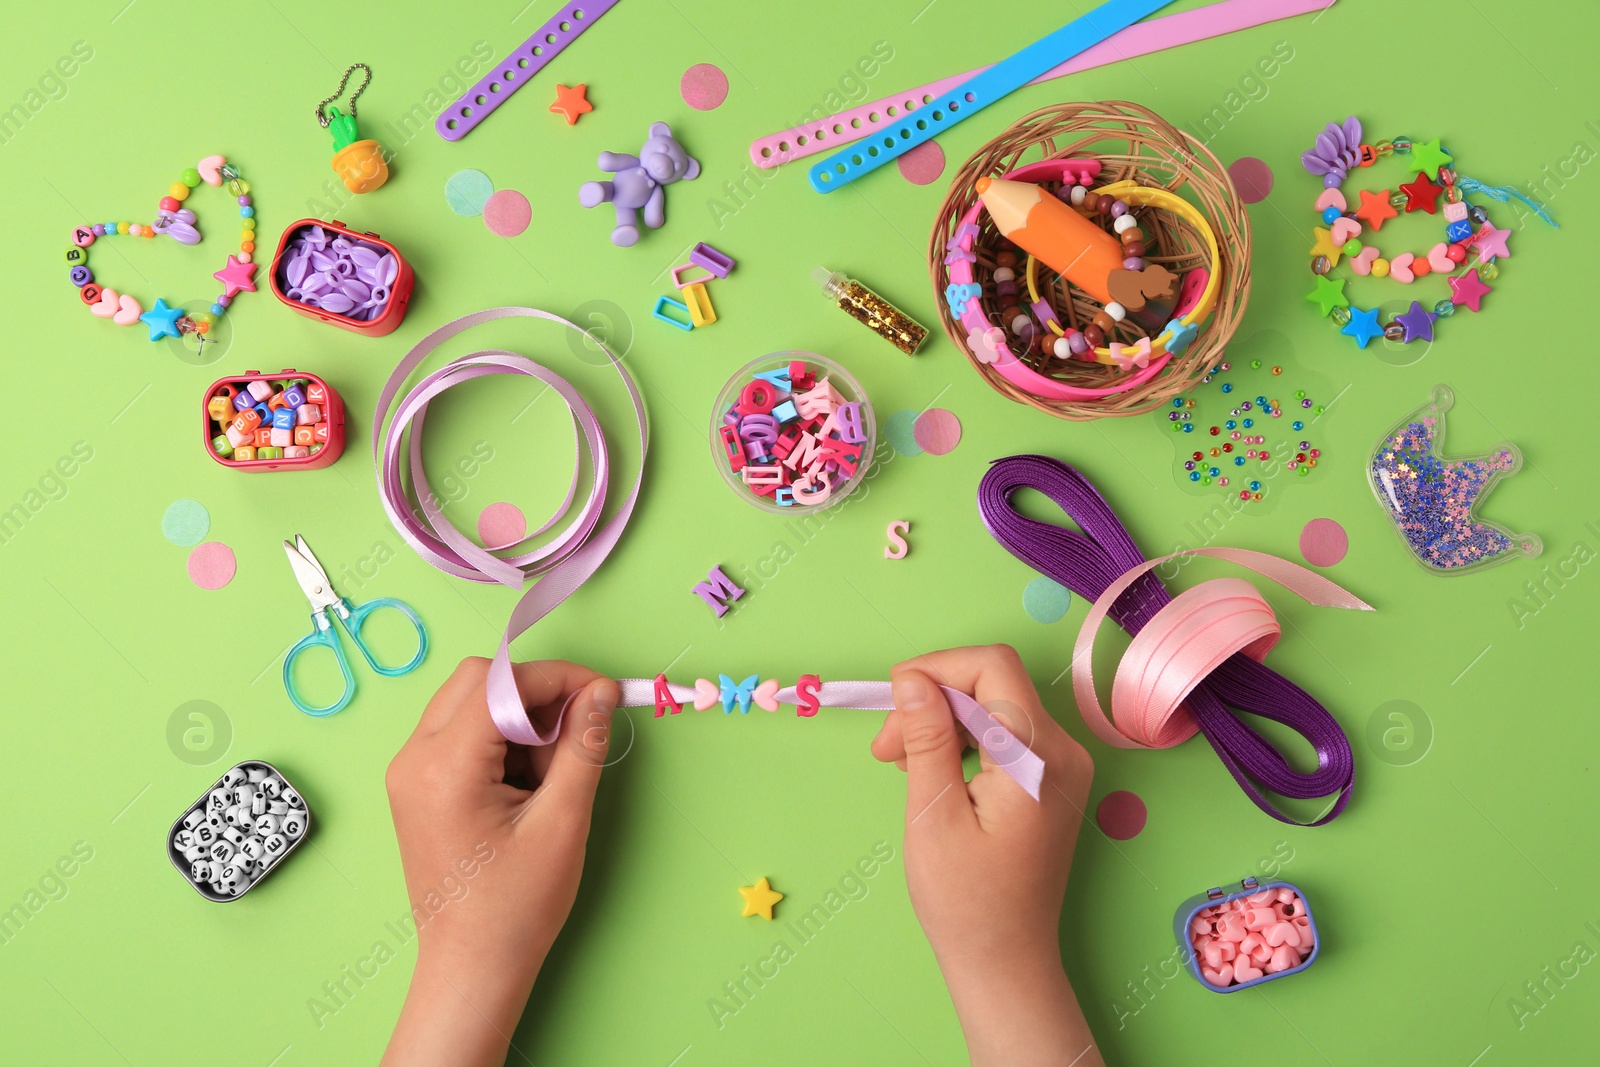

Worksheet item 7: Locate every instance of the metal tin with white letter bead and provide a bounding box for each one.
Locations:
[167,760,311,902]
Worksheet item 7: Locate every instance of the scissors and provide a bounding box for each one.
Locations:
[281,535,428,716]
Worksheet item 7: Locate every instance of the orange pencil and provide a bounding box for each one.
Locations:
[976,176,1124,305]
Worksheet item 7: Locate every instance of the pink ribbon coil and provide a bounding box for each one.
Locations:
[1072,549,1372,752]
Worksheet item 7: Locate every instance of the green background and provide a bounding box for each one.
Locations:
[2,0,1595,1063]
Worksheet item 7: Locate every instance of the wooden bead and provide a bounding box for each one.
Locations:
[995,251,1017,268]
[1095,195,1115,215]
[1091,311,1116,334]
[1121,240,1146,258]
[1083,324,1105,347]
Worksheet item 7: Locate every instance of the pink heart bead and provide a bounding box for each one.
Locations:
[1240,933,1263,957]
[1276,888,1296,904]
[1233,959,1264,983]
[1216,914,1246,942]
[1314,188,1347,213]
[112,292,143,326]
[1267,944,1300,973]
[89,287,120,318]
[1330,217,1363,246]
[1190,916,1212,937]
[1245,891,1275,906]
[197,154,227,186]
[692,678,720,711]
[1390,252,1416,283]
[1349,246,1380,276]
[1244,907,1276,930]
[1252,942,1273,964]
[1265,921,1301,948]
[1427,242,1455,273]
[753,678,781,712]
[1201,963,1234,988]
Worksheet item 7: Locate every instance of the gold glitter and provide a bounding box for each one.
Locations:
[814,268,927,356]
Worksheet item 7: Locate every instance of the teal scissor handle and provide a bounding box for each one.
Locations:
[283,610,357,717]
[335,596,428,677]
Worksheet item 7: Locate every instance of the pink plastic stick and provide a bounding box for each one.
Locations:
[748,0,1336,169]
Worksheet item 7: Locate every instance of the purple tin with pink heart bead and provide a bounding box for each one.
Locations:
[1175,876,1321,993]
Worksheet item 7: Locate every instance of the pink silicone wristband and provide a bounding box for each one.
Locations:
[750,0,1337,169]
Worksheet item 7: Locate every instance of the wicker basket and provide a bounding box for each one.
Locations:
[929,101,1252,421]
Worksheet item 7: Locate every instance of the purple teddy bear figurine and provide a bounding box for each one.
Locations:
[578,121,701,247]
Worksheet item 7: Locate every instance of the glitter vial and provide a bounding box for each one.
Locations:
[813,267,928,356]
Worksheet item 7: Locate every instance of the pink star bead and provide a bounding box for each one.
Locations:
[213,255,258,299]
[1471,223,1511,261]
[1449,270,1492,313]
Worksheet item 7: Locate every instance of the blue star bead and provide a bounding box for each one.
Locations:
[139,298,185,341]
[1164,318,1198,355]
[1395,300,1438,344]
[1340,305,1383,349]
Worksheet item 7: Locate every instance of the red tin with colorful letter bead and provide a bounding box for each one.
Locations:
[267,218,414,336]
[1174,877,1320,993]
[203,369,345,472]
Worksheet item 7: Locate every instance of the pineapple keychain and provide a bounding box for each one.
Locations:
[317,63,389,194]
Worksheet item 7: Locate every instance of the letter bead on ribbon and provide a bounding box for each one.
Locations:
[69,154,259,346]
[619,675,1044,800]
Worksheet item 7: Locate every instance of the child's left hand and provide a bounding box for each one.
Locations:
[382,657,618,1067]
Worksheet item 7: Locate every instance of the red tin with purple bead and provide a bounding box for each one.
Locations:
[268,218,414,336]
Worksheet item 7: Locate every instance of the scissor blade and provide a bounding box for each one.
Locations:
[284,540,340,611]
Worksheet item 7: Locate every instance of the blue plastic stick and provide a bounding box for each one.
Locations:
[807,0,1173,193]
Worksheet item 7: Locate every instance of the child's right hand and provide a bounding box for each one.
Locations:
[872,644,1103,1067]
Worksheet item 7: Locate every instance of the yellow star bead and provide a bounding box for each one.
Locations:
[1309,227,1343,269]
[738,877,784,921]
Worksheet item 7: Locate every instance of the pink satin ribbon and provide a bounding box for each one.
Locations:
[372,308,648,747]
[1073,549,1372,752]
[615,678,1045,800]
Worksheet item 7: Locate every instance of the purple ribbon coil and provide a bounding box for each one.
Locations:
[978,455,1356,825]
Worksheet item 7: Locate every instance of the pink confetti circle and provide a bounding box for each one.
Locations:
[478,502,528,549]
[1299,518,1349,567]
[680,63,729,111]
[1096,790,1148,840]
[187,542,236,590]
[483,190,532,237]
[912,408,962,456]
[897,140,946,186]
[1228,157,1274,204]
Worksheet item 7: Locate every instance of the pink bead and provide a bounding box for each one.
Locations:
[296,404,322,425]
[1240,933,1263,957]
[1245,907,1276,931]
[1265,922,1300,948]
[1245,891,1275,906]
[1252,942,1273,964]
[1216,913,1246,942]
[1276,888,1296,904]
[1201,963,1234,988]
[1233,959,1264,983]
[1267,944,1300,973]
[285,445,311,459]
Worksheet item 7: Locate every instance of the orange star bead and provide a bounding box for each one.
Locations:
[1355,188,1397,231]
[550,83,593,126]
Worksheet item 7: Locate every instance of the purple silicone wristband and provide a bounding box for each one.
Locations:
[436,0,622,142]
